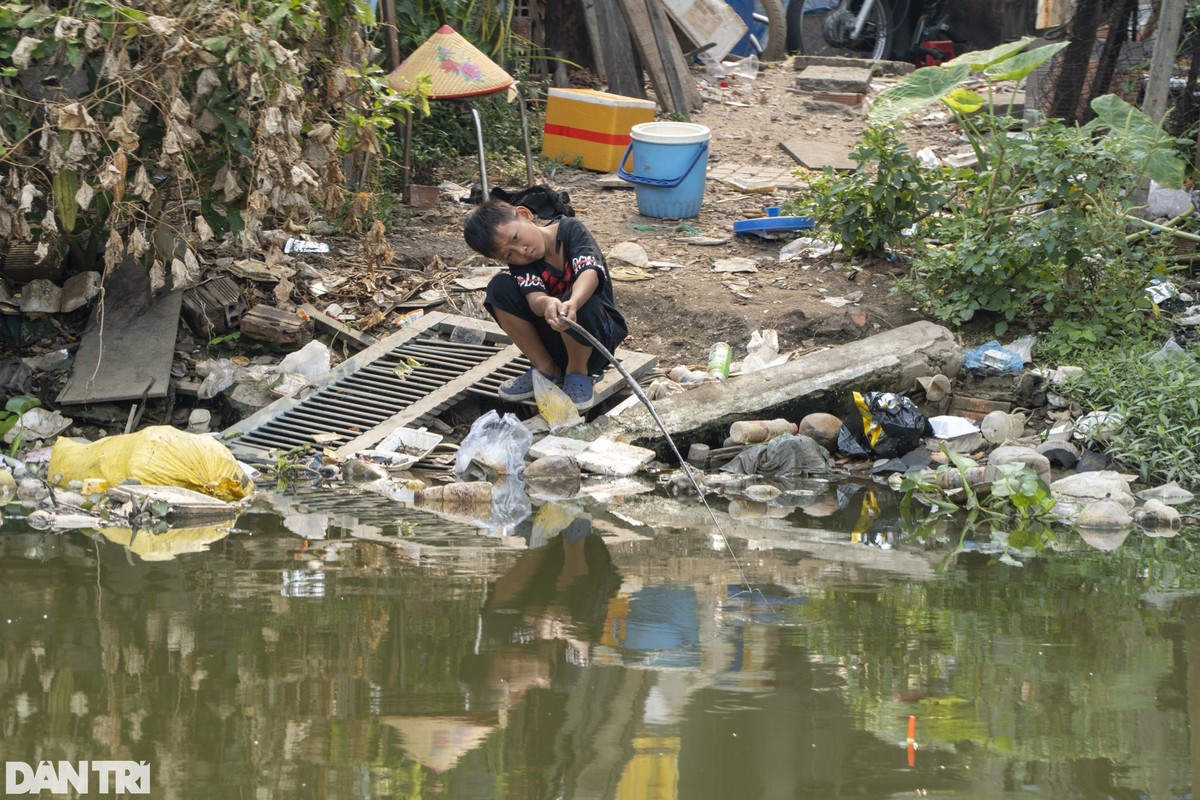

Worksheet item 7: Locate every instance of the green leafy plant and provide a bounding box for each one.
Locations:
[1054,345,1200,487]
[987,461,1056,521]
[0,396,41,456]
[787,124,946,257]
[847,37,1188,349]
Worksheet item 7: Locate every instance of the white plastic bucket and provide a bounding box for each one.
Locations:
[617,122,711,219]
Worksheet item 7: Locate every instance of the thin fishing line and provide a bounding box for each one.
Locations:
[560,317,760,598]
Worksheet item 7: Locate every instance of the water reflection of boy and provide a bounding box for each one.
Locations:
[459,519,621,707]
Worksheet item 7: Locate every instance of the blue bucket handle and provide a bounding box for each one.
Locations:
[617,141,709,188]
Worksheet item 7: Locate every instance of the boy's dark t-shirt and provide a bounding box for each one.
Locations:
[510,217,627,336]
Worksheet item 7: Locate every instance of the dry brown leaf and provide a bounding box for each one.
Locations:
[104,229,124,275]
[63,132,89,164]
[149,260,166,293]
[102,45,130,79]
[362,219,394,273]
[128,226,148,258]
[12,37,42,70]
[360,309,386,329]
[107,115,140,152]
[146,15,178,36]
[45,135,64,173]
[54,17,84,41]
[194,214,214,243]
[83,21,102,49]
[18,183,40,212]
[40,207,57,236]
[58,102,97,131]
[274,273,294,306]
[131,166,154,202]
[308,122,334,143]
[74,181,94,211]
[344,192,370,235]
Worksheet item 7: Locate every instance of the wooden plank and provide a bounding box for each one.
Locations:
[617,0,683,115]
[643,0,703,114]
[300,302,379,351]
[581,0,608,81]
[57,255,181,406]
[240,305,313,346]
[592,0,645,99]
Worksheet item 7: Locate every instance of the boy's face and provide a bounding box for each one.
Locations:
[491,206,545,266]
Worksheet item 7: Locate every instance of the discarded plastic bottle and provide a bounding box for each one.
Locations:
[707,342,732,380]
[729,418,798,444]
[668,365,711,384]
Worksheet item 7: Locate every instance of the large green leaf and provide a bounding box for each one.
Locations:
[869,62,971,125]
[942,87,985,114]
[983,42,1069,81]
[1086,94,1186,188]
[946,37,1034,71]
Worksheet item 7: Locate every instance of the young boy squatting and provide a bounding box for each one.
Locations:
[463,200,627,410]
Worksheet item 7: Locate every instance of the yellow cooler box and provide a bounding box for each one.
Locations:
[542,88,656,173]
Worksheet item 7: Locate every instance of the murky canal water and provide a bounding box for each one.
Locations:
[2,476,1199,799]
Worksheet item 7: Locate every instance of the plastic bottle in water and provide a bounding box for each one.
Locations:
[707,342,732,380]
[729,418,798,444]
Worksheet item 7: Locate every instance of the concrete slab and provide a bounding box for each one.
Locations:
[708,162,804,191]
[529,435,590,460]
[795,65,874,94]
[602,321,962,445]
[577,437,657,477]
[780,136,856,171]
[58,255,182,405]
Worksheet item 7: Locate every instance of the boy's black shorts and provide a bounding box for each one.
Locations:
[484,273,627,376]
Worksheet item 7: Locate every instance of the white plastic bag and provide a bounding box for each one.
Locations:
[741,329,788,373]
[198,358,235,400]
[278,340,331,380]
[454,410,533,479]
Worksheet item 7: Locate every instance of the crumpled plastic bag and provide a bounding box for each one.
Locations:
[533,370,583,432]
[741,329,789,373]
[962,340,1023,371]
[837,391,931,459]
[47,426,254,501]
[454,410,533,479]
[720,434,832,477]
[198,358,236,400]
[277,340,331,380]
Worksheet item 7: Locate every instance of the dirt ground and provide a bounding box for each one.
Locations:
[398,56,963,373]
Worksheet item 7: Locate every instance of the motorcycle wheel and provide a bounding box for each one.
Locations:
[741,0,788,61]
[789,0,890,60]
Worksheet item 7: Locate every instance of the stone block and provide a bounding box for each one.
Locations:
[60,271,100,313]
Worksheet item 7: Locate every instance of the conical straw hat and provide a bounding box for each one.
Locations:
[389,25,515,100]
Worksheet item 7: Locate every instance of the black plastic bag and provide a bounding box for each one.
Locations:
[836,391,931,459]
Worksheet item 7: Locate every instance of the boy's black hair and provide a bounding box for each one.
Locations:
[463,199,520,259]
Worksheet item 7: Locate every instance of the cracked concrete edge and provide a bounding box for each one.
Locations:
[604,320,962,444]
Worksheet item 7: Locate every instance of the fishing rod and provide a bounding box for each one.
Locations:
[559,316,761,599]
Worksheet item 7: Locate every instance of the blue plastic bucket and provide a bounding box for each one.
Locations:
[617,122,710,219]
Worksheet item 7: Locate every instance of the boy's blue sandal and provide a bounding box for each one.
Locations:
[498,368,559,402]
[562,373,595,411]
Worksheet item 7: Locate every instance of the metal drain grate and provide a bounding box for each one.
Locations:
[222,310,659,462]
[224,312,525,461]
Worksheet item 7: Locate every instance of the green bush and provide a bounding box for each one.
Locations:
[788,125,945,257]
[1055,345,1200,487]
[902,113,1172,342]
